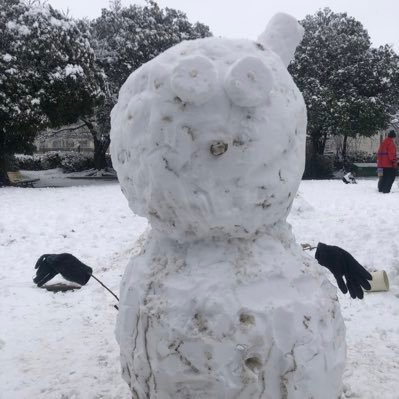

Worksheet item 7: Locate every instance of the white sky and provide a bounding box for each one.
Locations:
[47,0,399,51]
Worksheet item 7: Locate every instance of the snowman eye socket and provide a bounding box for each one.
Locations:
[170,55,218,106]
[224,56,273,107]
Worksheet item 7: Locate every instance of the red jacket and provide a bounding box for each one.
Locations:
[377,137,397,168]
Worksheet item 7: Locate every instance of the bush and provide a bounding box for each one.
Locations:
[41,152,62,169]
[303,154,334,179]
[15,151,94,172]
[347,151,376,163]
[334,150,376,172]
[4,154,19,171]
[14,154,42,170]
[59,152,93,172]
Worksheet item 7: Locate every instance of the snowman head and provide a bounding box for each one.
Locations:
[111,13,307,242]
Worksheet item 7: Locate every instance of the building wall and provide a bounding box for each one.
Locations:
[326,126,399,158]
[35,126,95,154]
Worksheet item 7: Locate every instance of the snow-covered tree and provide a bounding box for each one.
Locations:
[289,8,399,161]
[83,0,212,170]
[0,0,99,183]
[92,0,211,92]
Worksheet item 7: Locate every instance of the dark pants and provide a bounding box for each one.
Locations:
[378,168,396,193]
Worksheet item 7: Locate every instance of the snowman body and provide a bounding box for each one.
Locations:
[111,13,346,399]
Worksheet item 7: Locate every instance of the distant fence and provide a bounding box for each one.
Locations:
[35,147,93,154]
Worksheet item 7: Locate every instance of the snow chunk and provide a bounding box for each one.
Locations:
[50,16,71,29]
[224,56,272,107]
[64,64,83,78]
[171,55,218,105]
[5,68,17,75]
[3,54,12,62]
[258,13,304,67]
[6,21,31,36]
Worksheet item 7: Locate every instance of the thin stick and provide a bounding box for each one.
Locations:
[301,243,317,251]
[91,274,119,302]
[302,246,317,251]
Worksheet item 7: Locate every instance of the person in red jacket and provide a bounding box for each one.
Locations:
[377,130,397,193]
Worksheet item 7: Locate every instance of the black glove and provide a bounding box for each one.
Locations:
[315,242,372,299]
[33,253,92,287]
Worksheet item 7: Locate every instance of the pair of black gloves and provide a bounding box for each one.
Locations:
[33,243,372,299]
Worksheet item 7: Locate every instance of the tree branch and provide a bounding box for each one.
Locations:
[50,123,88,135]
[36,123,90,140]
[80,118,97,134]
[80,118,103,145]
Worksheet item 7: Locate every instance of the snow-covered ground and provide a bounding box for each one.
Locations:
[290,180,399,399]
[1,178,399,398]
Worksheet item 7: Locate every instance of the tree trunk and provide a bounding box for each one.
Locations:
[307,131,332,179]
[0,134,10,186]
[0,163,10,186]
[320,131,328,155]
[310,130,328,157]
[342,134,348,163]
[81,118,111,171]
[0,150,11,186]
[311,136,320,157]
[93,135,110,170]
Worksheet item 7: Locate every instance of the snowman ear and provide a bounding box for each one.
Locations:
[257,13,304,67]
[224,56,273,107]
[170,55,218,105]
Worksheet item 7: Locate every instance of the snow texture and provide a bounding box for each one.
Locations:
[111,13,346,399]
[224,56,273,107]
[111,39,306,241]
[257,13,305,67]
[2,178,399,398]
[116,229,345,399]
[170,55,218,105]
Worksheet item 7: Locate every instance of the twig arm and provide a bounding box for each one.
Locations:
[91,274,119,302]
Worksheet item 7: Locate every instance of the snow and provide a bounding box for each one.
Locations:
[6,21,17,30]
[5,68,17,75]
[0,181,147,398]
[115,228,345,398]
[289,180,399,399]
[50,16,71,29]
[49,64,84,81]
[111,35,306,242]
[170,55,218,105]
[110,14,346,398]
[1,179,399,398]
[3,54,12,62]
[257,13,304,67]
[6,20,31,36]
[224,55,273,107]
[22,168,116,188]
[64,64,84,78]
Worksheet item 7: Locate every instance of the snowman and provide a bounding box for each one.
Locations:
[110,13,346,399]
